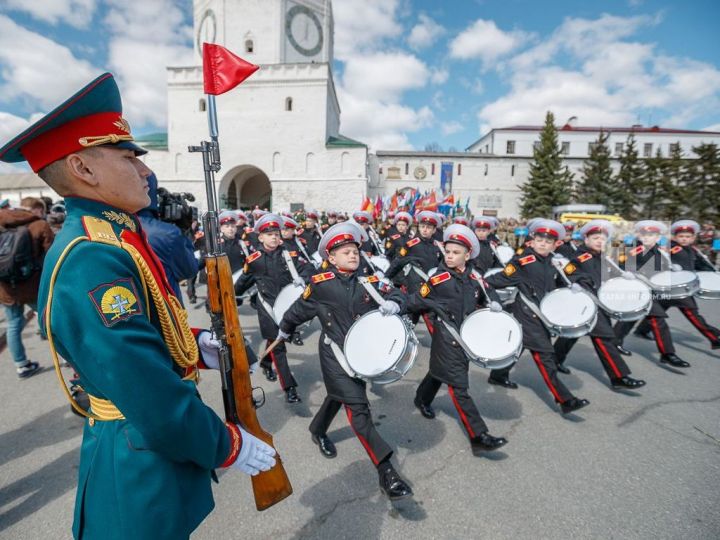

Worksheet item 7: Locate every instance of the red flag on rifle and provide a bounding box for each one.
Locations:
[202,43,259,95]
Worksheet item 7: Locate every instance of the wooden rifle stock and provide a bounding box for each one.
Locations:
[205,254,293,510]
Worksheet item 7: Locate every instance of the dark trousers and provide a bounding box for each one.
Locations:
[615,317,675,354]
[309,396,392,466]
[416,372,488,439]
[186,273,197,298]
[636,301,720,345]
[261,339,297,391]
[554,336,630,380]
[529,351,575,403]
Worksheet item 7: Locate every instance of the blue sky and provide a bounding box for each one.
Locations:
[1,0,719,167]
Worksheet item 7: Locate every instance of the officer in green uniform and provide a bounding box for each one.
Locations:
[0,73,276,539]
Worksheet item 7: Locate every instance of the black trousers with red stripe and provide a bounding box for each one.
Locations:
[614,317,676,355]
[635,298,720,345]
[554,336,631,381]
[416,372,488,439]
[530,351,575,403]
[260,339,297,391]
[309,396,392,465]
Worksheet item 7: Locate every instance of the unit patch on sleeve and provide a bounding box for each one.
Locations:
[88,278,143,327]
[302,285,312,300]
[420,283,431,297]
[564,263,577,275]
[503,263,516,276]
[577,252,592,263]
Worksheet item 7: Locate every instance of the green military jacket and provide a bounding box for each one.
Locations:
[38,197,231,539]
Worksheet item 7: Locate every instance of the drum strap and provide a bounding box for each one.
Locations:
[295,237,315,266]
[360,252,384,277]
[410,265,429,281]
[438,319,481,363]
[239,239,250,258]
[232,268,244,285]
[324,335,358,378]
[518,292,556,331]
[358,277,386,307]
[256,290,276,320]
[282,250,303,284]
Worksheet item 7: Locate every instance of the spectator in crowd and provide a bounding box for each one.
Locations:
[0,196,54,378]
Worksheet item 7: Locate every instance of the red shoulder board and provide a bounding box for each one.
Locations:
[670,245,682,254]
[311,272,336,284]
[366,275,380,283]
[391,234,401,240]
[288,251,298,257]
[430,271,451,286]
[519,254,536,266]
[247,251,262,263]
[407,237,421,247]
[577,252,593,263]
[629,246,644,256]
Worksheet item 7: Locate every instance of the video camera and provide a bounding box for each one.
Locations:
[156,188,198,232]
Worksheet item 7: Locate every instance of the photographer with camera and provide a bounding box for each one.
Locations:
[138,173,199,305]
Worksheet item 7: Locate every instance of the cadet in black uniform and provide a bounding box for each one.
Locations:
[409,224,508,455]
[633,220,720,350]
[217,211,247,272]
[553,220,646,389]
[613,220,690,367]
[279,222,413,501]
[352,210,380,255]
[235,213,315,402]
[384,211,412,261]
[555,221,579,259]
[486,219,591,414]
[299,210,322,254]
[470,216,503,274]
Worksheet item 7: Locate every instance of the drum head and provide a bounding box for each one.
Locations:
[273,284,305,324]
[496,245,514,264]
[484,268,503,278]
[344,311,407,377]
[460,310,523,360]
[698,271,720,290]
[598,277,651,312]
[541,288,596,326]
[370,256,390,272]
[311,251,322,264]
[650,270,695,288]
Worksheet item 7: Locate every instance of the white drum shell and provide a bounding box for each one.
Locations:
[273,284,305,324]
[597,277,652,321]
[484,268,517,305]
[344,311,417,384]
[695,271,720,300]
[495,245,515,265]
[649,270,699,299]
[540,288,598,338]
[459,309,523,370]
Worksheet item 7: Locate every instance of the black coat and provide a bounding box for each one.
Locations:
[407,262,499,388]
[383,232,409,261]
[280,266,406,403]
[556,241,579,259]
[385,236,443,291]
[219,235,247,273]
[470,240,502,274]
[670,241,715,271]
[299,227,322,254]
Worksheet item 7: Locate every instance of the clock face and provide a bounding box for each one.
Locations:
[414,166,428,180]
[196,9,217,54]
[286,4,323,57]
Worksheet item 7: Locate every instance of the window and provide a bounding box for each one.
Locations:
[245,39,254,53]
[643,143,653,157]
[615,142,624,156]
[405,163,409,175]
[506,141,516,154]
[379,166,383,174]
[431,163,435,175]
[199,98,206,112]
[484,164,488,176]
[669,143,680,154]
[511,165,515,177]
[561,142,570,155]
[485,144,489,153]
[457,163,462,176]
[285,97,293,111]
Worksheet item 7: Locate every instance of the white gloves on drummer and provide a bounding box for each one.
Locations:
[198,331,221,370]
[488,301,503,312]
[671,264,683,272]
[621,271,636,280]
[379,300,401,316]
[570,283,583,293]
[277,329,291,341]
[232,425,276,476]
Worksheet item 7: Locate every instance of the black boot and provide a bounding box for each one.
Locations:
[556,362,571,375]
[311,433,337,458]
[471,432,508,455]
[487,375,518,389]
[292,333,304,346]
[660,354,690,368]
[413,397,435,419]
[262,365,277,381]
[285,386,301,403]
[560,397,590,414]
[616,344,632,356]
[611,376,646,389]
[378,462,413,501]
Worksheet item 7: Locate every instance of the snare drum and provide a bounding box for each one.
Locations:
[370,255,390,273]
[695,271,720,300]
[597,277,652,321]
[459,309,523,370]
[495,245,515,265]
[273,283,305,324]
[649,270,699,299]
[540,288,597,338]
[344,311,418,384]
[484,268,517,304]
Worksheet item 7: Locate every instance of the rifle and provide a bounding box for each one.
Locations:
[189,93,292,511]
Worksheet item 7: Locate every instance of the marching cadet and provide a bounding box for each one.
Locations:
[553,220,646,389]
[218,210,247,272]
[0,73,276,539]
[486,219,591,414]
[278,222,413,501]
[555,221,579,259]
[321,210,339,232]
[613,220,691,367]
[470,216,503,274]
[632,220,720,350]
[239,211,260,251]
[299,209,322,253]
[452,216,470,226]
[352,210,380,255]
[384,211,413,260]
[379,211,396,239]
[235,213,315,402]
[408,224,509,455]
[432,212,445,242]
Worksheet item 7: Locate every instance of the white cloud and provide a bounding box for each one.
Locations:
[341,52,430,101]
[703,123,720,132]
[449,19,531,67]
[1,0,96,28]
[441,121,463,136]
[332,0,403,61]
[407,14,445,50]
[430,67,449,85]
[0,15,100,110]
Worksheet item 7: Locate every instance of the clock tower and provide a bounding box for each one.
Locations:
[193,0,333,65]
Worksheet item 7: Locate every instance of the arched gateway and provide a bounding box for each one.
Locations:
[219,165,272,210]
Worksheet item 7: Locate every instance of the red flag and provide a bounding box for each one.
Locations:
[361,196,373,213]
[203,43,259,95]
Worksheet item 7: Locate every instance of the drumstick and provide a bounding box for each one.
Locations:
[259,338,283,361]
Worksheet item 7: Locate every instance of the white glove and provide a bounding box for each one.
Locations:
[489,301,503,312]
[570,283,583,293]
[293,277,305,287]
[198,331,221,370]
[249,362,258,374]
[621,271,636,280]
[671,264,682,272]
[231,426,276,476]
[277,329,290,341]
[379,300,401,316]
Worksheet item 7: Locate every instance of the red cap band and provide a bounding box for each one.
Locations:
[326,233,356,251]
[447,233,472,250]
[258,220,280,232]
[535,227,559,238]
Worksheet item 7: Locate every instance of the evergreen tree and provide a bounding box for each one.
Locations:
[636,148,667,218]
[660,142,687,221]
[614,135,643,219]
[681,143,720,224]
[519,111,574,218]
[576,131,617,209]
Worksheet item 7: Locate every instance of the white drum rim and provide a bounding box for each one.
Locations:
[273,283,305,324]
[459,309,523,369]
[343,311,410,378]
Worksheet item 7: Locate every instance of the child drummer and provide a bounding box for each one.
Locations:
[278,222,413,501]
[408,224,509,456]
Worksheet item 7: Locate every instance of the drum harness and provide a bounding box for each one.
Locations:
[294,237,317,268]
